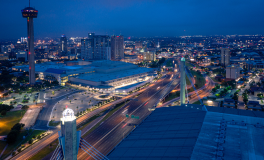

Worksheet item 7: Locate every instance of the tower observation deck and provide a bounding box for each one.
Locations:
[21,2,38,85]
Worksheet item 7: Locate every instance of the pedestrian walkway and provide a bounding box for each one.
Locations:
[20,108,41,129]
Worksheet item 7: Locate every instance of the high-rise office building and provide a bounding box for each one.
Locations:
[226,64,240,80]
[81,33,110,60]
[221,48,230,67]
[21,37,28,43]
[60,34,68,56]
[21,2,38,85]
[16,51,28,61]
[135,41,143,49]
[143,50,156,61]
[111,35,124,60]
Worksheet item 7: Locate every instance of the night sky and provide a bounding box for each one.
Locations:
[1,0,264,40]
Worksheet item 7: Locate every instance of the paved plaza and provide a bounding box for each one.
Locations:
[50,91,101,122]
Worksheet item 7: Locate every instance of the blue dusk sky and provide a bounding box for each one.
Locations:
[1,0,264,40]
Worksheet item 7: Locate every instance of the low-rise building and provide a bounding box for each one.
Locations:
[222,98,236,108]
[0,53,9,60]
[247,101,262,110]
[249,87,264,96]
[12,60,156,92]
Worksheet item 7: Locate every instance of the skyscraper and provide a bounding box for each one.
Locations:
[111,35,124,60]
[60,34,68,56]
[221,48,230,67]
[81,33,110,60]
[21,1,38,85]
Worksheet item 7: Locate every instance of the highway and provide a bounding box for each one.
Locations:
[10,71,178,160]
[77,72,180,160]
[11,58,213,160]
[157,76,215,108]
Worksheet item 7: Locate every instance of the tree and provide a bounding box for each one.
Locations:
[212,88,217,92]
[11,123,25,131]
[22,105,29,110]
[220,101,223,107]
[52,91,55,95]
[6,130,18,144]
[1,110,7,116]
[233,93,238,101]
[28,138,33,144]
[6,123,25,144]
[3,92,8,97]
[69,100,71,104]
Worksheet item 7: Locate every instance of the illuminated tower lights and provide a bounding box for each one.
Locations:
[180,57,186,105]
[21,0,38,85]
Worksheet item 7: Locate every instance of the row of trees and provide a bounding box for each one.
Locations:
[0,104,14,116]
[6,123,25,144]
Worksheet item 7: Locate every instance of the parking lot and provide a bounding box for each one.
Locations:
[50,91,101,122]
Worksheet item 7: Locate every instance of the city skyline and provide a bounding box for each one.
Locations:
[1,1,264,160]
[1,0,264,40]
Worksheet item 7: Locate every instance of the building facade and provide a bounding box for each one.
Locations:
[111,35,124,60]
[81,33,110,60]
[143,51,156,61]
[16,51,27,61]
[226,64,240,80]
[221,48,230,67]
[135,41,143,49]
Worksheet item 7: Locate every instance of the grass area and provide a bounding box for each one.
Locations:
[210,76,220,83]
[186,75,191,85]
[0,129,43,159]
[28,140,59,160]
[0,110,26,135]
[82,101,128,138]
[78,114,101,131]
[186,61,199,68]
[48,120,60,127]
[21,130,45,144]
[189,70,206,89]
[166,59,173,67]
[192,100,201,105]
[165,91,180,102]
[185,62,194,68]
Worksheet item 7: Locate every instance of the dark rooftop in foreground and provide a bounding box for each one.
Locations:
[108,105,264,160]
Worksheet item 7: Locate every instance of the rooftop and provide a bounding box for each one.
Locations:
[75,67,153,82]
[108,105,264,159]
